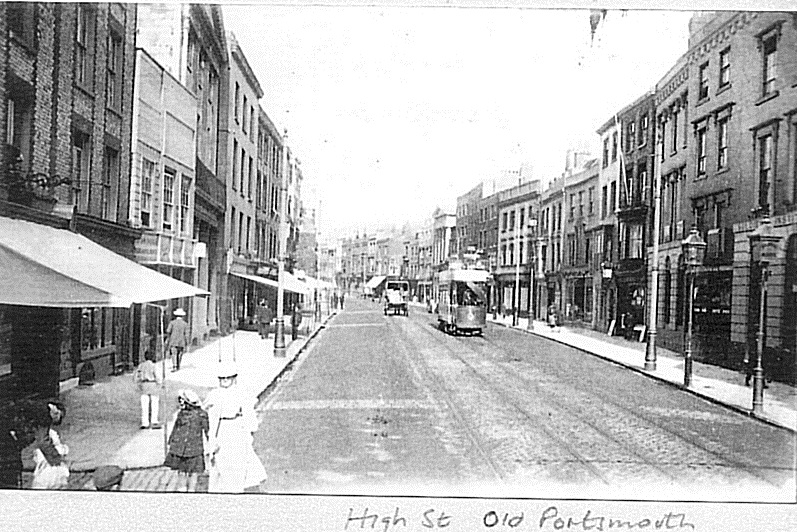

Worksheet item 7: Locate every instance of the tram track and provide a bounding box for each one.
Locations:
[468,323,790,488]
[395,313,613,486]
[384,314,508,484]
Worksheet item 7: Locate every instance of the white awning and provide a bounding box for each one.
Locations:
[365,275,386,289]
[231,272,279,289]
[231,271,310,295]
[282,270,310,294]
[0,217,208,307]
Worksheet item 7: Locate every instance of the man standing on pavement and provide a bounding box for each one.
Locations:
[165,308,190,372]
[257,299,273,340]
[291,303,303,341]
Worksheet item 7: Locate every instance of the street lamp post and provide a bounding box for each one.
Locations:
[527,219,538,331]
[748,215,779,414]
[681,226,706,387]
[646,137,663,371]
[274,137,290,358]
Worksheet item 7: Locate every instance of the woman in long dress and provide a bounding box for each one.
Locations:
[204,361,267,493]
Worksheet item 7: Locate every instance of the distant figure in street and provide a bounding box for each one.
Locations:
[165,389,209,492]
[204,362,266,493]
[340,293,345,309]
[547,304,558,329]
[332,293,338,310]
[31,401,69,490]
[257,299,273,340]
[291,303,303,341]
[134,350,163,429]
[91,465,124,491]
[166,308,190,372]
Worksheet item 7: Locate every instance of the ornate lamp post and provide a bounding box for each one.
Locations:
[513,214,521,327]
[681,226,706,387]
[748,216,779,414]
[527,218,538,331]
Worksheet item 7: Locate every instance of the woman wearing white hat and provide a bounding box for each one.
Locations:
[203,361,266,493]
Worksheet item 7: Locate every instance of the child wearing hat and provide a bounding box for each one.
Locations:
[164,389,209,492]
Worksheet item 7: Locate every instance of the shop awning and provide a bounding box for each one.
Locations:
[231,272,279,289]
[282,270,310,295]
[0,217,208,307]
[231,271,310,295]
[365,275,386,289]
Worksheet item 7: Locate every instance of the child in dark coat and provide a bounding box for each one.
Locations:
[164,389,209,492]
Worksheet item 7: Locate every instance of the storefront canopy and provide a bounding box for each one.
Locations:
[365,275,386,289]
[231,272,279,289]
[232,271,309,295]
[0,217,208,308]
[282,270,310,295]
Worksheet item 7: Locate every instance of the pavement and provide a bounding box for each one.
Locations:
[409,302,797,433]
[490,312,797,433]
[17,310,338,491]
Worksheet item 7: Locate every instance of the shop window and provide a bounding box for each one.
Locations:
[81,308,116,351]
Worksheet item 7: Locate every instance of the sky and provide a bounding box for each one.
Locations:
[223,4,693,242]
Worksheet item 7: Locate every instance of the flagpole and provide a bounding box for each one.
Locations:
[645,121,663,371]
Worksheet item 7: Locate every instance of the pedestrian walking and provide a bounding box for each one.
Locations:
[340,293,345,309]
[257,299,273,340]
[291,303,303,341]
[31,401,70,490]
[165,308,190,372]
[164,389,209,492]
[204,362,267,493]
[134,350,163,429]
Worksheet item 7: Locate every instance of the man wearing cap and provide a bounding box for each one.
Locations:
[165,308,190,372]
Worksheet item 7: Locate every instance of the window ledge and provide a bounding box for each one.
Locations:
[715,166,731,177]
[755,91,779,106]
[696,96,710,108]
[716,83,732,96]
[74,83,95,99]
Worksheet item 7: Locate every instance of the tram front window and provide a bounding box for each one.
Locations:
[457,282,486,306]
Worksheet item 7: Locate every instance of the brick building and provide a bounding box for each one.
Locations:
[220,31,264,330]
[615,92,655,337]
[1,3,140,398]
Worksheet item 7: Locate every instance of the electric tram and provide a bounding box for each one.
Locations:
[435,267,489,335]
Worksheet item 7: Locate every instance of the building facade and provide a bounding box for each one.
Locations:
[220,31,263,330]
[136,3,228,339]
[495,180,541,318]
[128,48,198,358]
[1,3,139,398]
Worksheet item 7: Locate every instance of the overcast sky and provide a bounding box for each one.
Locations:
[223,5,693,241]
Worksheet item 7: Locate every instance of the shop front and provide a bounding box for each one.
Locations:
[0,217,207,401]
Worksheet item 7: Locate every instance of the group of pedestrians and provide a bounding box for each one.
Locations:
[256,299,312,342]
[161,362,266,493]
